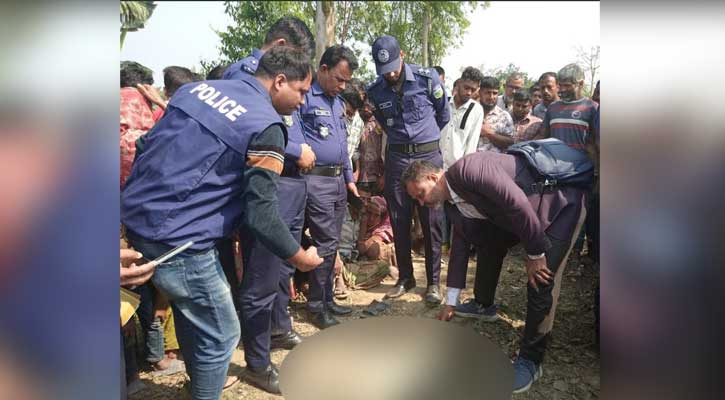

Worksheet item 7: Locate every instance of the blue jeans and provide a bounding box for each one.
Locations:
[128,233,240,400]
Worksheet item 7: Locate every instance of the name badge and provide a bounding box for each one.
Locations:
[386,118,394,127]
[379,101,393,110]
[283,115,294,127]
[320,126,330,138]
[314,109,332,117]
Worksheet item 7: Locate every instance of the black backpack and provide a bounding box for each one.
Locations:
[506,138,594,191]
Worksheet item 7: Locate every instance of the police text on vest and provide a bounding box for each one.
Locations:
[189,83,247,122]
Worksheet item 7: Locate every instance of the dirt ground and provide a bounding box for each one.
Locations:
[130,245,600,400]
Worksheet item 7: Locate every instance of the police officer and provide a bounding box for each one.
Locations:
[223,18,318,394]
[300,45,360,329]
[366,35,451,305]
[121,46,322,399]
[222,16,315,80]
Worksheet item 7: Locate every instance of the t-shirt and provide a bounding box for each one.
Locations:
[544,97,599,152]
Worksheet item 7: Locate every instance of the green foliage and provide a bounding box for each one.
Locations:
[215,1,314,65]
[120,1,156,49]
[205,1,486,81]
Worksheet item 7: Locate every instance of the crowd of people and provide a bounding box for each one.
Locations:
[119,15,599,400]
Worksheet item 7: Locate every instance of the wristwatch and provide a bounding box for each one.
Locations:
[526,252,545,260]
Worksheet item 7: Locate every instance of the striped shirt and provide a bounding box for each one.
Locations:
[543,98,598,152]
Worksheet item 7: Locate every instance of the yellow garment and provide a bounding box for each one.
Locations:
[162,306,179,351]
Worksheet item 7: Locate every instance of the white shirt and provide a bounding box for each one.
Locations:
[346,111,364,165]
[440,97,484,170]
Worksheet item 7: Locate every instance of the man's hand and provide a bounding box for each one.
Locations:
[437,305,455,321]
[296,144,316,172]
[480,123,495,139]
[347,182,360,197]
[288,246,324,272]
[525,256,552,291]
[120,248,157,287]
[136,84,168,109]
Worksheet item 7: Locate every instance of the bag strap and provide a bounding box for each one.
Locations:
[459,102,476,130]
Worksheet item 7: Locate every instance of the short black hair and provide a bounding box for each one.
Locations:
[206,64,229,80]
[120,61,153,88]
[340,86,364,110]
[401,160,442,187]
[162,66,200,97]
[538,71,558,85]
[513,90,532,103]
[453,78,461,88]
[480,76,500,90]
[529,84,541,93]
[319,44,359,71]
[460,66,484,85]
[265,16,315,60]
[434,66,445,77]
[255,45,312,82]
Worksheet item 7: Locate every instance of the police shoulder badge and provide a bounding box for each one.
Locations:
[433,84,444,99]
[377,49,389,63]
[283,115,294,127]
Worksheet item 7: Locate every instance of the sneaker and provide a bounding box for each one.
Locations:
[454,299,499,321]
[512,356,543,393]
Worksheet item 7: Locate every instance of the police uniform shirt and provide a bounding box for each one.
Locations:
[299,80,354,183]
[222,48,264,80]
[366,63,451,145]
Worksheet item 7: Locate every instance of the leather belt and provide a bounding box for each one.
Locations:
[305,165,343,177]
[388,140,439,154]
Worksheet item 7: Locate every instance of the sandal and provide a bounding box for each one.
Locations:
[223,375,240,391]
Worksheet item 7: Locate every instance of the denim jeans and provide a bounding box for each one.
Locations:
[127,233,241,400]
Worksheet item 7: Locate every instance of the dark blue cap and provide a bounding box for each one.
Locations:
[371,35,401,75]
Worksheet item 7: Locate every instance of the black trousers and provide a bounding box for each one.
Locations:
[447,202,586,364]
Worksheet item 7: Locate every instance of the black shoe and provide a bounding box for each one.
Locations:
[385,278,416,299]
[307,310,340,329]
[244,364,281,395]
[327,302,353,316]
[425,285,442,306]
[270,330,303,350]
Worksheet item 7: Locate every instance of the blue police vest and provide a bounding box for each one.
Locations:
[223,48,306,171]
[121,77,286,250]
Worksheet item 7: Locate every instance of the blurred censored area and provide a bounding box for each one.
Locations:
[0,2,119,400]
[603,2,725,399]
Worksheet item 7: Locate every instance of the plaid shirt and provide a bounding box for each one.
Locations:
[477,105,514,152]
[513,112,543,142]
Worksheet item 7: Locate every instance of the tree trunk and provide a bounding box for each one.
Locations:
[315,1,336,65]
[422,6,431,67]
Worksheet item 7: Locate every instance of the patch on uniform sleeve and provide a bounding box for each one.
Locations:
[247,145,284,175]
[283,115,294,127]
[433,84,444,99]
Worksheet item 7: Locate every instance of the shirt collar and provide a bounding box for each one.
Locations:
[252,48,264,61]
[311,80,325,96]
[404,63,415,82]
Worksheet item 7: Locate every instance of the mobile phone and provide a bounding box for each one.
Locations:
[151,241,194,264]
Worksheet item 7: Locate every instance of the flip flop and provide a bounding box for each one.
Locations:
[223,375,240,391]
[150,359,186,377]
